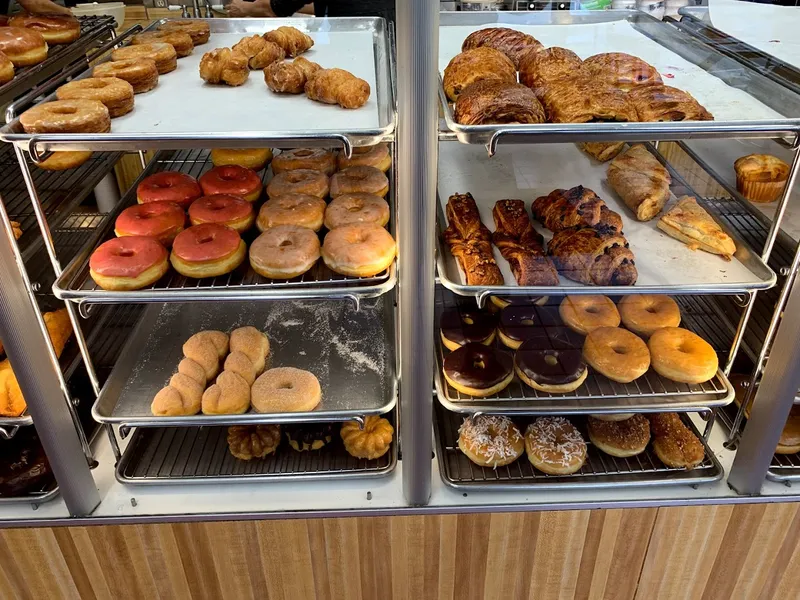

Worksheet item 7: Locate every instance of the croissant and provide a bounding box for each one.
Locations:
[577,142,625,163]
[540,77,638,124]
[305,68,370,109]
[461,27,543,68]
[548,225,637,286]
[627,84,713,122]
[443,47,516,102]
[454,80,545,126]
[581,52,662,91]
[532,186,623,233]
[445,193,503,286]
[199,48,249,87]
[263,26,314,57]
[492,199,559,286]
[264,57,320,94]
[519,47,582,99]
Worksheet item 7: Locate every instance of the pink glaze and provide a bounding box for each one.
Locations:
[90,236,167,278]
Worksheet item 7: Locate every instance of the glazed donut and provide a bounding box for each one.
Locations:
[93,58,159,94]
[619,295,682,338]
[20,99,110,134]
[489,295,548,310]
[115,202,185,247]
[337,143,391,173]
[251,367,322,412]
[34,151,92,171]
[256,194,326,232]
[272,148,336,176]
[559,295,620,336]
[324,193,390,230]
[329,166,389,198]
[583,327,650,383]
[199,165,262,202]
[439,307,496,351]
[0,51,14,84]
[132,31,193,58]
[189,194,255,233]
[159,20,210,45]
[0,27,47,67]
[587,414,650,458]
[514,340,588,393]
[111,42,177,75]
[497,305,543,350]
[321,224,396,277]
[56,77,134,118]
[525,417,587,475]
[647,327,718,384]
[8,13,78,45]
[210,148,273,171]
[249,225,320,279]
[137,171,202,209]
[266,169,329,199]
[457,415,524,468]
[89,236,169,290]
[170,223,246,279]
[443,342,513,397]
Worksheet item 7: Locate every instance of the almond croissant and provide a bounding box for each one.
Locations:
[263,26,314,57]
[547,225,637,286]
[264,57,320,94]
[305,68,370,109]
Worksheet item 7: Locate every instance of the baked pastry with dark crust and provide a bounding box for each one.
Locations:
[305,68,370,109]
[454,80,545,126]
[444,193,504,286]
[628,84,713,122]
[540,77,638,124]
[492,199,559,286]
[519,47,582,98]
[462,27,543,68]
[548,225,637,286]
[577,142,625,163]
[581,52,662,91]
[607,144,671,221]
[443,47,516,102]
[532,186,623,233]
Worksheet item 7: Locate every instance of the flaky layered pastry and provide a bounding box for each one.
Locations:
[519,47,583,98]
[461,27,543,68]
[444,193,504,286]
[657,196,736,260]
[607,144,671,221]
[531,186,623,233]
[548,225,637,286]
[540,77,638,124]
[627,84,713,122]
[443,47,516,102]
[492,199,559,286]
[581,52,663,91]
[454,80,545,126]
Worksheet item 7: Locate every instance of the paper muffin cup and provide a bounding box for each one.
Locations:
[736,174,787,203]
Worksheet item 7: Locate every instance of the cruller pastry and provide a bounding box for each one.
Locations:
[444,192,503,286]
[454,80,545,126]
[541,77,638,124]
[548,225,637,286]
[264,57,320,94]
[199,48,249,87]
[159,19,210,45]
[227,425,281,460]
[532,186,623,234]
[341,416,394,460]
[56,77,134,119]
[263,26,314,57]
[461,27,543,69]
[112,42,177,75]
[581,52,662,91]
[443,47,516,102]
[93,58,158,94]
[20,99,110,134]
[132,31,193,58]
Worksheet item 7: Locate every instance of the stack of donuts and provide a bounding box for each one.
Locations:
[0,13,81,83]
[440,293,719,398]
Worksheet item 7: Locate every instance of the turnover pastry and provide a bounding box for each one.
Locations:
[304,68,371,109]
[657,196,736,260]
[628,84,713,122]
[541,77,638,124]
[581,52,662,91]
[531,186,623,233]
[443,47,516,102]
[577,142,625,163]
[461,27,543,68]
[454,80,545,126]
[519,47,582,99]
[548,226,637,286]
[444,192,503,286]
[607,144,671,221]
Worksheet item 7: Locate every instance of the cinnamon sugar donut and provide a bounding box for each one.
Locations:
[93,58,158,94]
[20,99,110,134]
[132,31,193,58]
[159,20,210,45]
[8,13,78,45]
[0,27,47,67]
[256,194,326,232]
[337,143,391,173]
[0,51,14,84]
[525,417,587,475]
[251,367,322,413]
[56,77,134,118]
[322,224,396,277]
[324,193,390,230]
[249,225,320,279]
[112,42,177,75]
[457,415,524,468]
[267,169,329,199]
[272,149,336,176]
[330,166,389,198]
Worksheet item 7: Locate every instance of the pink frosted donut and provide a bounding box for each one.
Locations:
[89,236,169,290]
[137,171,202,209]
[170,223,246,279]
[114,202,185,247]
[199,165,263,202]
[189,194,255,233]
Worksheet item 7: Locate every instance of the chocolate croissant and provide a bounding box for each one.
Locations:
[540,77,638,124]
[445,193,503,286]
[627,84,713,122]
[305,68,371,109]
[264,57,320,94]
[548,225,637,286]
[531,186,623,233]
[443,47,516,102]
[492,199,559,286]
[454,80,545,126]
[461,27,543,68]
[581,52,662,91]
[263,26,313,57]
[519,47,583,99]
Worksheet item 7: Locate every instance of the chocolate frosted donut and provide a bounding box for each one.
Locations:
[498,305,544,350]
[515,339,587,393]
[443,342,513,397]
[490,295,549,310]
[534,304,562,327]
[440,308,496,351]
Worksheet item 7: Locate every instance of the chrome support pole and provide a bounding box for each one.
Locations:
[397,0,437,505]
[760,139,800,263]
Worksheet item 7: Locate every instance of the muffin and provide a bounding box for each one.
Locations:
[734,154,790,203]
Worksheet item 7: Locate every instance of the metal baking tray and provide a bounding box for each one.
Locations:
[0,482,59,505]
[53,149,397,306]
[92,296,397,428]
[434,402,723,490]
[116,417,396,485]
[436,142,776,303]
[434,287,735,415]
[0,17,396,154]
[437,11,800,151]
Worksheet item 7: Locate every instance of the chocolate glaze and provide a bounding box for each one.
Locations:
[440,308,496,346]
[499,305,545,344]
[534,304,562,327]
[0,431,53,497]
[515,339,587,386]
[544,326,584,350]
[443,343,513,389]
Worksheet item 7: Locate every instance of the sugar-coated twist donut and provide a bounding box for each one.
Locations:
[330,166,389,198]
[458,415,524,468]
[89,236,169,291]
[337,143,391,173]
[199,48,249,87]
[341,416,394,459]
[559,295,620,336]
[272,149,337,176]
[525,417,587,475]
[8,13,79,45]
[170,223,246,279]
[93,58,159,94]
[249,225,320,279]
[112,42,177,75]
[0,50,14,84]
[267,169,329,199]
[443,342,513,397]
[0,27,47,67]
[189,194,254,233]
[322,224,396,277]
[647,327,718,384]
[132,31,193,58]
[210,148,273,171]
[324,193,390,230]
[619,295,681,338]
[583,327,650,383]
[151,373,203,416]
[159,20,210,45]
[251,367,322,413]
[20,99,110,134]
[115,202,185,247]
[587,414,650,458]
[183,330,229,381]
[137,171,202,209]
[34,151,93,171]
[199,165,262,202]
[202,327,269,415]
[56,77,135,118]
[256,193,326,232]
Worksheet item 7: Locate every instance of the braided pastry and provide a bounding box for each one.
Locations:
[492,199,559,286]
[532,186,623,233]
[199,48,249,87]
[263,26,314,57]
[304,68,370,110]
[548,226,638,286]
[202,327,269,415]
[264,57,320,94]
[444,192,504,286]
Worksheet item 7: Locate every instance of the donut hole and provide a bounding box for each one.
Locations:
[462,317,474,325]
[347,205,362,213]
[472,359,486,370]
[645,306,657,314]
[544,354,559,367]
[51,107,78,115]
[584,306,599,314]
[83,79,108,88]
[198,235,214,244]
[117,249,135,258]
[678,344,690,354]
[278,382,294,390]
[295,150,313,157]
[279,240,293,248]
[521,318,534,326]
[611,345,627,355]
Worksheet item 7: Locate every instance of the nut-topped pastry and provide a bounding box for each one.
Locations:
[519,47,583,99]
[581,52,662,91]
[628,84,713,122]
[443,47,516,102]
[461,27,543,68]
[454,80,545,125]
[734,154,790,203]
[540,77,638,124]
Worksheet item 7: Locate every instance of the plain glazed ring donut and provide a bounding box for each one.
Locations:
[587,414,650,458]
[20,99,110,134]
[170,223,246,279]
[648,327,718,384]
[251,367,322,413]
[256,194,326,232]
[249,224,320,279]
[266,169,329,199]
[112,42,178,75]
[8,13,79,44]
[89,236,169,291]
[159,19,210,45]
[189,194,255,233]
[337,143,391,173]
[525,417,587,475]
[199,165,263,202]
[115,202,186,247]
[35,150,93,171]
[137,171,202,209]
[443,342,513,397]
[559,295,620,336]
[329,166,389,198]
[93,58,159,94]
[272,148,336,176]
[324,193,390,230]
[619,295,682,338]
[56,77,134,118]
[132,31,194,58]
[457,415,524,468]
[0,50,14,84]
[0,27,47,67]
[583,327,650,384]
[210,148,273,171]
[322,224,396,277]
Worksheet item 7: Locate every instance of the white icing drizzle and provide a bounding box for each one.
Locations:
[458,415,522,468]
[526,417,587,467]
